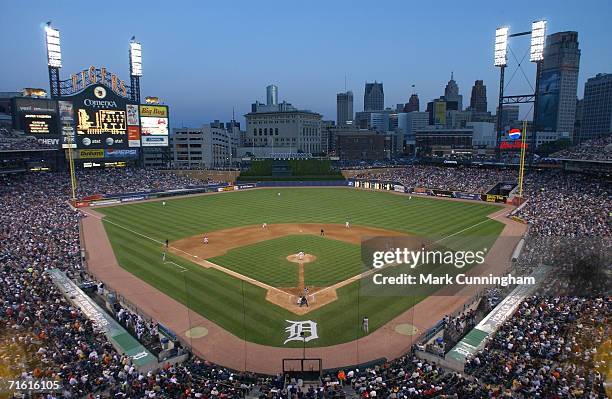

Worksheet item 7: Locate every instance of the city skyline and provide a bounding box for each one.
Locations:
[0,0,611,128]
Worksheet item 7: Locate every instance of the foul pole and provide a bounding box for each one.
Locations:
[517,119,528,199]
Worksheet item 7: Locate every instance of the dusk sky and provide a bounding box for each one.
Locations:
[1,0,610,128]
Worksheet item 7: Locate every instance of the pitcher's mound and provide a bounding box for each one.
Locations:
[286,253,317,263]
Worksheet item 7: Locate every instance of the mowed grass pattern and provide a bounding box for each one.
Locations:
[98,188,505,347]
[209,235,362,287]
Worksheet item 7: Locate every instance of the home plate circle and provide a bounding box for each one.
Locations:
[185,326,209,339]
[286,253,317,263]
[394,323,418,336]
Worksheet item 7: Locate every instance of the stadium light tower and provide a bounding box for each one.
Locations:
[45,22,62,98]
[494,27,509,158]
[494,21,546,159]
[129,37,142,102]
[529,20,546,151]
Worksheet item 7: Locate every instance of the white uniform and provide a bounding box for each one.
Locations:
[345,221,350,228]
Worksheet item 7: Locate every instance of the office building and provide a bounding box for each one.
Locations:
[243,87,322,157]
[398,111,429,149]
[497,105,520,129]
[364,81,384,111]
[171,125,234,168]
[266,85,278,106]
[336,91,354,126]
[404,94,420,112]
[469,80,487,112]
[444,73,463,110]
[415,126,473,157]
[537,31,581,138]
[335,129,393,160]
[580,73,612,141]
[468,122,496,148]
[354,108,398,132]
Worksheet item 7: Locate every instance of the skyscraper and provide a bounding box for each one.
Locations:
[469,80,487,112]
[364,82,384,111]
[336,91,354,126]
[266,84,278,106]
[537,31,581,138]
[444,72,462,110]
[580,73,612,141]
[404,94,420,112]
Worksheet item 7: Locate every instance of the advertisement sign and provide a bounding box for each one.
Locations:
[127,126,141,148]
[105,149,138,158]
[537,70,560,132]
[126,104,140,126]
[140,105,168,117]
[393,184,406,193]
[453,192,482,201]
[141,136,168,147]
[79,149,105,159]
[140,116,168,135]
[482,194,508,203]
[67,84,136,149]
[59,101,76,149]
[12,98,60,148]
[431,189,453,198]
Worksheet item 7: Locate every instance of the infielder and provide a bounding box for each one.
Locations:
[203,235,209,245]
[345,221,350,229]
[262,222,268,229]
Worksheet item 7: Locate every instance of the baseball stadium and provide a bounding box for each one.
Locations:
[1,5,611,399]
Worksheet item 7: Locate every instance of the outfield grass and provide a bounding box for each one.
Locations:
[98,188,505,347]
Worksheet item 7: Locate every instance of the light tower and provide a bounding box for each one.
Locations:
[494,20,547,157]
[129,37,142,102]
[45,22,62,98]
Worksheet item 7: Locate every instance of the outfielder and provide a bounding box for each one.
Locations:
[362,316,369,333]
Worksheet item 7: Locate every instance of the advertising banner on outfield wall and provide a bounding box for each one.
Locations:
[453,192,482,201]
[481,194,508,203]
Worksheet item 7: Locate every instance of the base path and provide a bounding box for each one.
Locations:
[169,223,412,314]
[82,201,525,375]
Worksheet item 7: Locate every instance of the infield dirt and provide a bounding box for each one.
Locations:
[169,223,417,314]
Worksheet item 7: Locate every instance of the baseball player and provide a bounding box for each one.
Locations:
[165,239,169,249]
[162,201,166,206]
[203,235,209,245]
[162,251,166,262]
[262,222,268,229]
[320,228,325,236]
[362,316,369,334]
[345,221,350,229]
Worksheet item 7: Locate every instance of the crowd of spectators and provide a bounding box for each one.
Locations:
[0,167,610,398]
[356,166,610,239]
[465,296,610,398]
[73,168,209,198]
[551,136,612,161]
[354,166,517,194]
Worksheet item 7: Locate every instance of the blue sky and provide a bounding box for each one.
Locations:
[1,0,610,127]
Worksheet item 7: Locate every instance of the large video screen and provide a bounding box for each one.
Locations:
[67,84,137,149]
[12,98,60,148]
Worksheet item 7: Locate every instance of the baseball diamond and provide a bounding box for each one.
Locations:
[81,186,522,372]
